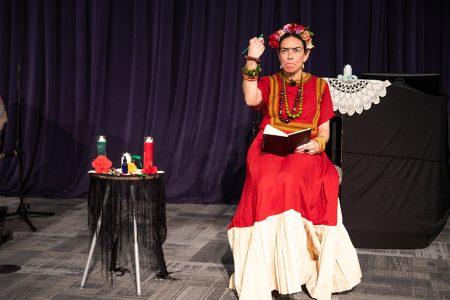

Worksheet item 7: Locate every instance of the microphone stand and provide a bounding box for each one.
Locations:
[4,59,55,232]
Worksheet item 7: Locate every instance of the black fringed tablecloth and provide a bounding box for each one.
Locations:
[88,173,168,280]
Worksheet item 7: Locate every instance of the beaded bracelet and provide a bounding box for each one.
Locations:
[242,64,262,78]
[243,73,258,81]
[244,55,261,64]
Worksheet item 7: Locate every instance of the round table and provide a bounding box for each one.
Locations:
[81,172,168,295]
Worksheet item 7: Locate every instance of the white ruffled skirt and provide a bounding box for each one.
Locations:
[227,204,361,300]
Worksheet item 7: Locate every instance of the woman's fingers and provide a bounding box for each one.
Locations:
[296,145,308,153]
[248,37,265,58]
[296,141,318,154]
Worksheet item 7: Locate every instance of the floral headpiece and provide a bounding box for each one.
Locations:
[268,23,314,50]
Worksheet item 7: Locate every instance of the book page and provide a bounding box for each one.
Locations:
[287,127,311,136]
[263,124,288,137]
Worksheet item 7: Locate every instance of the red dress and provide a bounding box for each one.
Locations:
[227,73,361,300]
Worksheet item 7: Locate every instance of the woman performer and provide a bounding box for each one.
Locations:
[227,23,362,300]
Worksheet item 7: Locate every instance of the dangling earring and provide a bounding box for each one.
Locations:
[301,63,305,70]
[280,65,283,70]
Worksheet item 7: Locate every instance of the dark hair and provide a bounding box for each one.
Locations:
[279,32,308,51]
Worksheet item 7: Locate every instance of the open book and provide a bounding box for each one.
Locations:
[262,125,311,156]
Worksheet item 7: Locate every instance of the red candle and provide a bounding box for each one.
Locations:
[143,137,154,170]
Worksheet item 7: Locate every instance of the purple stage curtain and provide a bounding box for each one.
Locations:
[0,0,449,203]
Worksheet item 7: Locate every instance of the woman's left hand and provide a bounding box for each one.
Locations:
[296,140,320,155]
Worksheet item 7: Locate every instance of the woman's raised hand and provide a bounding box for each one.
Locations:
[248,36,265,58]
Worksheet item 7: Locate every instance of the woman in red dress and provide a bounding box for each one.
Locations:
[227,24,361,300]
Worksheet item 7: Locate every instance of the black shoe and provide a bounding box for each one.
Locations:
[0,206,8,217]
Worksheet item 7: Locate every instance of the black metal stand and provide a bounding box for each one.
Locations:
[0,264,21,274]
[3,60,54,232]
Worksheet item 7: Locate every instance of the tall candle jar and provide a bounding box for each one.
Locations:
[143,137,154,170]
[96,135,107,156]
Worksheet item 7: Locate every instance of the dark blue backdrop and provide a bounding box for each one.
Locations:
[0,0,449,203]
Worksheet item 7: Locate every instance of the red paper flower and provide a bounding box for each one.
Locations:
[92,155,112,174]
[268,33,280,49]
[143,165,158,175]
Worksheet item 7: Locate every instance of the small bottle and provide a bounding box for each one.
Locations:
[121,156,128,174]
[96,135,107,156]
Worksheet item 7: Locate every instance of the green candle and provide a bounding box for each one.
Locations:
[96,135,107,156]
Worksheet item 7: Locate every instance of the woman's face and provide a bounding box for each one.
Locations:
[278,36,310,74]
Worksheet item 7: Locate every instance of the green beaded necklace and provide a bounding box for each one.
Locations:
[279,75,304,124]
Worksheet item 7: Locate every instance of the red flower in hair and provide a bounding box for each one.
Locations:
[143,165,158,175]
[268,33,280,48]
[92,155,112,174]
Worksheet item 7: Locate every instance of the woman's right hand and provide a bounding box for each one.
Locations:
[247,36,265,58]
[242,36,264,107]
